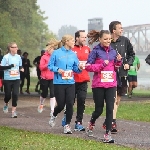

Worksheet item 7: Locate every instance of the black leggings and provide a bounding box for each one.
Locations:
[20,74,30,91]
[3,80,20,107]
[53,84,75,125]
[90,87,116,131]
[40,79,54,98]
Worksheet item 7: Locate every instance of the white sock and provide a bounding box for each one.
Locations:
[50,97,56,112]
[40,96,45,105]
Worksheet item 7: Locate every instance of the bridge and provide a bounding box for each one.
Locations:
[123,24,150,54]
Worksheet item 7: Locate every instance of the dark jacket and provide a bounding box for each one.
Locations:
[111,36,135,77]
[22,58,32,75]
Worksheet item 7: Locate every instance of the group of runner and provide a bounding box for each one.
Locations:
[1,20,141,143]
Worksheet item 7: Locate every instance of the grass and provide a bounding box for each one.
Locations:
[83,101,150,122]
[0,127,133,150]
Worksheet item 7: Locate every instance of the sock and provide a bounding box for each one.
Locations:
[40,96,45,105]
[12,106,16,112]
[50,97,56,112]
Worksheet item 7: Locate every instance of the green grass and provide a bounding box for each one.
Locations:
[0,127,133,150]
[83,101,150,122]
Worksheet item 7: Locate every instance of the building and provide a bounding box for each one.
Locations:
[88,18,103,32]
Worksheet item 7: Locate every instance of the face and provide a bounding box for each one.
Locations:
[47,46,54,54]
[99,33,111,47]
[113,24,123,36]
[24,54,28,59]
[66,38,75,49]
[10,44,18,54]
[76,32,87,46]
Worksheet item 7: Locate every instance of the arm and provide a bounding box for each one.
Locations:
[137,57,140,70]
[126,39,135,65]
[33,57,37,66]
[48,52,59,73]
[85,50,105,72]
[39,56,48,71]
[28,60,32,67]
[0,64,14,70]
[72,56,82,73]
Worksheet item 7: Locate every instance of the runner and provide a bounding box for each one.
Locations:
[37,39,59,116]
[33,50,45,93]
[48,35,83,134]
[1,42,24,118]
[103,21,135,133]
[62,30,90,131]
[86,30,122,143]
[127,53,140,98]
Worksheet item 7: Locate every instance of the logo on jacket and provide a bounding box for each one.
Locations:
[85,49,89,53]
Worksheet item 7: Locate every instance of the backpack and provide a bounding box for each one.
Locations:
[145,54,150,65]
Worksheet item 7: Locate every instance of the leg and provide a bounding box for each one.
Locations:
[3,80,12,113]
[49,79,56,114]
[75,82,87,123]
[20,75,25,93]
[26,74,30,93]
[132,75,137,89]
[11,80,20,117]
[105,87,116,133]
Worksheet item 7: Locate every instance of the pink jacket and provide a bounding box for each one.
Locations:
[85,44,122,88]
[39,51,54,80]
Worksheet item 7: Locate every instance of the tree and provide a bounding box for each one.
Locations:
[58,25,78,40]
[0,0,56,61]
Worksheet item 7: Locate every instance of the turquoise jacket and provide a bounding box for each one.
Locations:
[48,46,81,84]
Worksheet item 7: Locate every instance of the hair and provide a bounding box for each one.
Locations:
[109,21,121,33]
[23,52,28,56]
[87,30,110,45]
[6,42,17,54]
[46,38,62,50]
[75,30,85,41]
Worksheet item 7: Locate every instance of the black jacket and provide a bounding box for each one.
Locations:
[111,36,135,77]
[22,58,32,75]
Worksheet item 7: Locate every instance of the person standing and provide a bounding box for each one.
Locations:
[20,52,32,94]
[102,21,135,133]
[37,39,59,116]
[48,35,83,134]
[86,30,122,142]
[127,54,140,98]
[33,50,45,93]
[62,30,90,131]
[1,42,24,118]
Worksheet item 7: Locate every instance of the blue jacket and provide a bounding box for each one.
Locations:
[48,46,81,84]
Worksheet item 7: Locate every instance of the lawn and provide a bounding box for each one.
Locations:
[0,127,133,150]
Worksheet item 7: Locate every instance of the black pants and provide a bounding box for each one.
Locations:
[53,84,75,125]
[40,79,54,98]
[20,74,30,91]
[75,82,88,123]
[91,87,116,131]
[3,80,20,107]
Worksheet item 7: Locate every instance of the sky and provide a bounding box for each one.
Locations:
[37,0,150,35]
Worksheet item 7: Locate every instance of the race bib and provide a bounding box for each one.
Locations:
[79,61,87,69]
[9,70,19,77]
[130,66,136,71]
[101,71,114,82]
[62,70,73,80]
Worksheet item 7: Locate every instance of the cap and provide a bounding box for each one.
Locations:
[41,50,45,53]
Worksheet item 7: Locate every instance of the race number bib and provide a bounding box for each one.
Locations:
[9,70,19,77]
[130,66,136,71]
[79,61,87,69]
[101,71,114,82]
[62,70,73,80]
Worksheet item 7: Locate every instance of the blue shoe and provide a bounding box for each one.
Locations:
[74,123,85,131]
[3,105,8,113]
[62,114,66,127]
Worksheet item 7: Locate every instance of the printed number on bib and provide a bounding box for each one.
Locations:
[62,70,73,80]
[79,61,87,69]
[101,71,114,82]
[9,70,19,77]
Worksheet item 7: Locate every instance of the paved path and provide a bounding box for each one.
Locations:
[0,95,150,150]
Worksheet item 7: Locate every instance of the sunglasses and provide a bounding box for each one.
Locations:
[11,47,17,48]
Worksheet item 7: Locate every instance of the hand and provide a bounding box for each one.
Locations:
[78,63,84,70]
[124,64,129,70]
[104,60,109,65]
[58,69,64,74]
[20,68,24,72]
[116,54,122,61]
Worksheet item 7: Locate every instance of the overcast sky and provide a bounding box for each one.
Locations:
[37,0,150,34]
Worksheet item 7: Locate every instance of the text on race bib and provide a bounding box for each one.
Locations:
[62,70,73,80]
[101,71,114,82]
[79,61,87,69]
[9,70,19,77]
